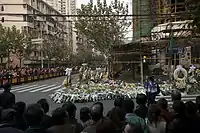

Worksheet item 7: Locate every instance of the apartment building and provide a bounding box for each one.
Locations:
[45,0,77,53]
[0,0,68,67]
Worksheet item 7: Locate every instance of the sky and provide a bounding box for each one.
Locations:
[77,0,90,8]
[76,0,133,42]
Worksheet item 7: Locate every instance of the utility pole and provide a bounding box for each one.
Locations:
[39,22,44,68]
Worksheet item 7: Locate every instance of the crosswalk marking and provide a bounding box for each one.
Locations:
[11,84,38,92]
[12,84,30,89]
[42,85,62,92]
[156,95,198,107]
[55,87,65,92]
[30,84,57,92]
[17,84,47,93]
[10,84,68,93]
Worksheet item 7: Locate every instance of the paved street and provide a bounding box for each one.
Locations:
[12,74,114,118]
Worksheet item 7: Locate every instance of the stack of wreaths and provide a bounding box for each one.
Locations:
[50,81,147,103]
[50,79,175,103]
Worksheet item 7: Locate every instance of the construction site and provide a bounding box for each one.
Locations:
[112,0,200,83]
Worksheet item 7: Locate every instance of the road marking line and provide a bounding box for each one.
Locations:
[12,84,30,89]
[11,84,38,92]
[55,87,65,92]
[42,85,62,92]
[30,84,57,92]
[17,84,47,93]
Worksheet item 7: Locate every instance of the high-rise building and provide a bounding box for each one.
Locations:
[46,0,76,16]
[45,0,77,53]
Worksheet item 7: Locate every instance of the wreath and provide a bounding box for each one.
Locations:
[174,66,187,81]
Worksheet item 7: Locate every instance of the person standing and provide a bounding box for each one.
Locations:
[0,83,15,109]
[144,76,160,106]
[63,67,72,88]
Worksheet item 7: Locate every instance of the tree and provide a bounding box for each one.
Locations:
[0,24,27,67]
[0,24,8,65]
[11,26,26,67]
[0,25,15,67]
[75,0,131,56]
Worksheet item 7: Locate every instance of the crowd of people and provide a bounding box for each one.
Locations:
[0,67,65,78]
[0,82,200,133]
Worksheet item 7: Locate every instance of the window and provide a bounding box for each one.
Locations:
[1,5,4,11]
[23,15,27,21]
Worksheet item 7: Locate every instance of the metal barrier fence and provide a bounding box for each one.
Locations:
[0,72,65,86]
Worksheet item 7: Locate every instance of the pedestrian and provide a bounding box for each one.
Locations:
[62,102,83,133]
[0,83,15,109]
[135,94,148,119]
[80,107,93,129]
[123,99,148,133]
[47,107,74,133]
[157,98,173,123]
[24,104,46,133]
[82,102,116,133]
[167,100,189,133]
[123,123,143,133]
[12,101,28,131]
[196,96,200,116]
[37,98,52,129]
[144,76,160,106]
[147,104,166,133]
[0,109,24,133]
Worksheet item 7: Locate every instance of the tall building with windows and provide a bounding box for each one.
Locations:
[0,0,68,67]
[45,0,77,53]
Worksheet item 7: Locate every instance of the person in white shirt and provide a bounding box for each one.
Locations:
[63,67,72,87]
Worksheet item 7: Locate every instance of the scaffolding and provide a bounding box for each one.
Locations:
[112,0,200,82]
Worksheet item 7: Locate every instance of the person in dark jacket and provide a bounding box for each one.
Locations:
[167,100,189,133]
[24,104,46,133]
[82,102,116,133]
[37,98,52,129]
[0,83,15,109]
[144,77,160,106]
[171,91,181,102]
[107,106,125,133]
[185,101,200,133]
[135,94,148,119]
[0,106,4,123]
[107,98,124,117]
[0,109,19,129]
[12,101,28,131]
[157,98,173,123]
[80,107,93,129]
[196,96,200,116]
[47,107,74,133]
[62,102,83,133]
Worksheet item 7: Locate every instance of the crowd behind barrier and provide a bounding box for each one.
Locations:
[0,67,69,86]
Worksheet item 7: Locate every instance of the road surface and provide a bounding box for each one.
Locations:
[11,74,114,118]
